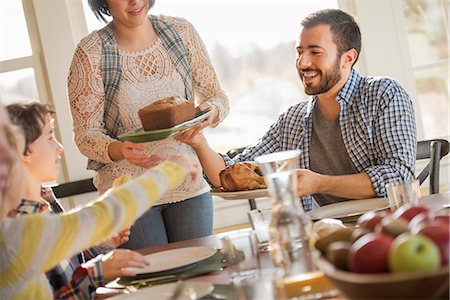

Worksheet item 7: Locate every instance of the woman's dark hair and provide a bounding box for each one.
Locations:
[6,102,55,155]
[301,9,361,66]
[88,0,156,23]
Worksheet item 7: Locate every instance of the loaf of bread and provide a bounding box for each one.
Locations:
[138,96,195,131]
[219,162,266,192]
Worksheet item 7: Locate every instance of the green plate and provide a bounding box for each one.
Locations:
[118,109,212,143]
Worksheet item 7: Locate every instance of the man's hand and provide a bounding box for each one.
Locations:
[120,140,161,168]
[296,169,323,197]
[102,227,131,248]
[101,249,150,281]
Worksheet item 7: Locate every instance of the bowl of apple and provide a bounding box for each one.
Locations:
[314,204,449,299]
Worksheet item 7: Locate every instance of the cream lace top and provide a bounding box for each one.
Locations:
[68,16,229,204]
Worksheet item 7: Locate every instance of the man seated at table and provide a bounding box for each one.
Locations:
[176,8,417,211]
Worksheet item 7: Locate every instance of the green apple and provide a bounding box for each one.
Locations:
[389,233,441,273]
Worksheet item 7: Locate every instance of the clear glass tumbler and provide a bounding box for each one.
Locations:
[386,179,421,212]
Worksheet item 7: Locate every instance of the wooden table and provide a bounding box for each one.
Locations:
[418,191,450,210]
[97,192,449,298]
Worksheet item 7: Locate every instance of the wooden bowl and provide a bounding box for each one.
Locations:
[317,257,449,299]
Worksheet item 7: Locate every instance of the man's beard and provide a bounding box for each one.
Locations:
[301,59,342,95]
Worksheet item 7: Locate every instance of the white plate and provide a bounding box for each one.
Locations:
[126,246,216,275]
[114,281,214,300]
[307,198,389,221]
[210,188,269,200]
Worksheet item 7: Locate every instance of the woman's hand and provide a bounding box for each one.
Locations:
[168,154,199,181]
[120,140,161,168]
[174,125,205,150]
[101,249,150,281]
[196,102,218,129]
[102,227,131,248]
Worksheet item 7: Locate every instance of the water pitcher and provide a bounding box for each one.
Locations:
[255,150,314,275]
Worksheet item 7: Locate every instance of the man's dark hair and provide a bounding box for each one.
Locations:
[301,9,361,65]
[88,0,156,23]
[6,102,55,155]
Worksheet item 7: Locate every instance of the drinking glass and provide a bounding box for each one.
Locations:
[386,179,421,212]
[221,231,260,283]
[235,267,286,300]
[247,208,272,251]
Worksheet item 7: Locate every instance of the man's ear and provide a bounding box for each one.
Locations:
[341,48,358,68]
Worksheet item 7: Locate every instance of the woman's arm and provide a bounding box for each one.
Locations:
[68,41,117,164]
[183,19,230,126]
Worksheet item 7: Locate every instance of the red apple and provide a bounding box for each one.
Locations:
[393,204,429,222]
[348,233,393,273]
[357,211,389,232]
[411,224,450,265]
[409,211,450,230]
[433,214,450,227]
[375,215,409,238]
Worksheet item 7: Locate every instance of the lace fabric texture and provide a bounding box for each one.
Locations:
[68,16,229,204]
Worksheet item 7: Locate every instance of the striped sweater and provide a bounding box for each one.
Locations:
[0,161,185,299]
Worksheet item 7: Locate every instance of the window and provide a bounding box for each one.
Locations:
[0,1,32,61]
[402,0,449,139]
[82,0,338,153]
[0,1,46,106]
[0,68,39,103]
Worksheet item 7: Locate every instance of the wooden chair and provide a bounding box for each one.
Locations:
[416,139,449,194]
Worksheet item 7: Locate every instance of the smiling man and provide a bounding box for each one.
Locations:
[176,8,417,211]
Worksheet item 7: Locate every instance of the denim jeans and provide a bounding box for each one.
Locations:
[120,193,213,250]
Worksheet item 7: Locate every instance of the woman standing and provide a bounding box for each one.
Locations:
[68,0,229,249]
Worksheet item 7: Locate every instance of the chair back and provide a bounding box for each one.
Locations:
[416,139,449,194]
[52,178,97,198]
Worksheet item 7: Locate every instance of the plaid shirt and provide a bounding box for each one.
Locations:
[9,198,106,300]
[7,199,49,217]
[224,69,417,211]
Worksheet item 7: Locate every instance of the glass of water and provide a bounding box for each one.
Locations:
[221,231,260,283]
[247,208,272,251]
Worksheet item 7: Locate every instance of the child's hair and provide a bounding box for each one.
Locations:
[6,102,55,155]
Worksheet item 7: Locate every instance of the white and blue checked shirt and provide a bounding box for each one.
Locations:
[223,69,417,211]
